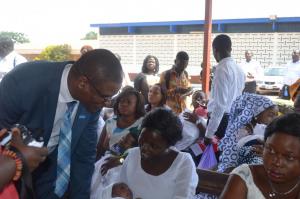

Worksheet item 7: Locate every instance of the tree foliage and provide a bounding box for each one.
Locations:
[0,31,30,44]
[82,31,97,40]
[36,44,72,61]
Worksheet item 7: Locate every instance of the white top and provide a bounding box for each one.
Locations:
[120,147,198,199]
[90,154,122,199]
[231,164,265,199]
[0,51,27,80]
[175,109,206,150]
[283,61,300,85]
[239,60,263,82]
[47,64,79,153]
[145,74,160,86]
[206,57,245,138]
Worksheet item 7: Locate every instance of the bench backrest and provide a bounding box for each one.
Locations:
[196,169,229,196]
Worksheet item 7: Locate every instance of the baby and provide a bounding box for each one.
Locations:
[102,182,133,199]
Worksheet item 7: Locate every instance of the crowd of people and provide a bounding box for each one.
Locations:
[0,34,299,199]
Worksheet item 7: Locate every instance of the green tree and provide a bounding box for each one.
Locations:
[0,31,30,43]
[36,44,71,61]
[82,31,97,40]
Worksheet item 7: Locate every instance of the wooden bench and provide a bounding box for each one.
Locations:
[196,169,229,196]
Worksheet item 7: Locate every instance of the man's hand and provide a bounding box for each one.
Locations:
[183,112,198,124]
[10,128,48,172]
[100,156,122,176]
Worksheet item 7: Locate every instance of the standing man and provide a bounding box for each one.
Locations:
[0,49,123,199]
[205,34,245,143]
[160,51,192,114]
[239,50,263,93]
[0,37,27,80]
[281,50,300,99]
[283,50,300,86]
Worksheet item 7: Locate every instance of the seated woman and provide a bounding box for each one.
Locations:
[134,55,160,103]
[220,113,300,199]
[218,93,278,173]
[120,108,198,199]
[145,83,168,112]
[96,87,145,159]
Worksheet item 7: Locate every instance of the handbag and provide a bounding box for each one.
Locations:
[197,144,217,170]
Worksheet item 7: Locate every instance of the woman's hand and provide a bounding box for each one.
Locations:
[10,128,48,172]
[251,145,264,157]
[100,156,122,176]
[183,112,198,124]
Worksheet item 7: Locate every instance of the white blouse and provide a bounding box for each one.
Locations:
[231,164,266,199]
[120,147,198,199]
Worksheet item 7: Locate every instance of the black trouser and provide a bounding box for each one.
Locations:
[243,81,257,93]
[207,113,230,140]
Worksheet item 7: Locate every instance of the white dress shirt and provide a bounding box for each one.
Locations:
[206,57,245,138]
[239,59,263,82]
[283,61,300,85]
[0,51,27,80]
[47,64,79,153]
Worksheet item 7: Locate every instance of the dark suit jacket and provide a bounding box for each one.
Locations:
[0,61,100,199]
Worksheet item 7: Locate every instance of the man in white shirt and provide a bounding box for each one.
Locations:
[283,50,300,86]
[0,37,27,80]
[239,50,263,93]
[205,34,245,144]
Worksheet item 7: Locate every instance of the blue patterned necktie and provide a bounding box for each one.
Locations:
[55,101,76,197]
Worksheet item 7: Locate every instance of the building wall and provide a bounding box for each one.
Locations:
[98,32,300,77]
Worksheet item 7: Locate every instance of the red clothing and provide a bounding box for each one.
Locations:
[0,147,19,199]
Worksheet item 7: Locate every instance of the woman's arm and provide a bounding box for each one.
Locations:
[0,154,16,191]
[219,174,247,199]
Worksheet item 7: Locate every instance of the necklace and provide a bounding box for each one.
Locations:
[267,178,300,198]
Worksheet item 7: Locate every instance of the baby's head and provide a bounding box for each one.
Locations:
[120,126,140,148]
[112,182,133,199]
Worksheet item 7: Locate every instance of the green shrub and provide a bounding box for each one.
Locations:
[36,44,71,61]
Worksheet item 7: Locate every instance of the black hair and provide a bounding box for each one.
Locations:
[145,83,167,112]
[72,49,123,85]
[212,34,232,54]
[141,108,183,146]
[113,86,146,119]
[128,126,141,147]
[0,37,14,56]
[193,90,207,99]
[264,112,300,141]
[176,51,189,61]
[141,55,159,74]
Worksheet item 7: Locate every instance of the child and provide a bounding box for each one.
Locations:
[145,83,168,112]
[175,90,208,151]
[96,87,145,159]
[191,90,208,118]
[91,128,140,199]
[101,182,133,199]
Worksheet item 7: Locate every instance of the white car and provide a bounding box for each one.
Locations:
[256,67,285,94]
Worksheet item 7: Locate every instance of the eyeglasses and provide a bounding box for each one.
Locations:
[73,66,112,103]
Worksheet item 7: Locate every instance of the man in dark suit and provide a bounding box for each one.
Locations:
[0,49,123,199]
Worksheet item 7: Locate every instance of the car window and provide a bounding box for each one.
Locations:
[264,68,285,76]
